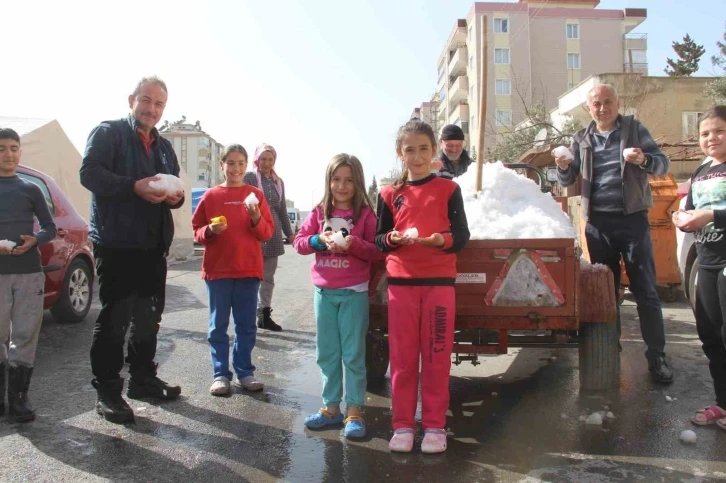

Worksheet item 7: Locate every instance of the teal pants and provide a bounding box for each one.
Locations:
[314,288,369,408]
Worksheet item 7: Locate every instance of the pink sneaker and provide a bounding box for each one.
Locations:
[421,429,447,454]
[388,428,415,452]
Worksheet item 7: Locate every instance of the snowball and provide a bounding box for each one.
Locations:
[606,412,615,419]
[676,212,692,224]
[553,146,574,160]
[665,395,673,402]
[455,162,576,240]
[244,192,259,206]
[623,148,637,158]
[148,173,184,195]
[0,240,17,250]
[403,227,419,239]
[679,430,697,444]
[585,413,603,425]
[331,231,347,246]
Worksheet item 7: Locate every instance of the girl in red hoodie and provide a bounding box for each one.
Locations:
[376,120,470,453]
[192,144,274,396]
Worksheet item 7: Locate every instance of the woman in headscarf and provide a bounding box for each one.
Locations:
[243,143,294,332]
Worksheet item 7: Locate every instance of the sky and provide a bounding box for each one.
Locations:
[3,0,724,210]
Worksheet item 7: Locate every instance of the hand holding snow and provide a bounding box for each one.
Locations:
[553,146,574,160]
[623,148,637,159]
[331,231,347,246]
[403,228,419,239]
[455,162,576,240]
[244,193,259,206]
[0,240,17,250]
[148,174,184,195]
[676,212,692,224]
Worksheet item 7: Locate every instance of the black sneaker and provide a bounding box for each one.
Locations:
[648,355,674,384]
[93,379,135,424]
[257,307,282,332]
[127,376,181,401]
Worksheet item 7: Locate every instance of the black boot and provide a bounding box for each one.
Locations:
[257,307,282,332]
[93,378,135,424]
[648,354,674,384]
[8,365,35,423]
[0,363,6,417]
[127,364,181,401]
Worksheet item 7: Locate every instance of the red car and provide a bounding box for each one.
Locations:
[17,165,95,323]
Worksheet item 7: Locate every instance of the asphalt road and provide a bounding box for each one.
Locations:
[1,249,725,482]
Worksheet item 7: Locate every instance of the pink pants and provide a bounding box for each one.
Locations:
[387,285,455,430]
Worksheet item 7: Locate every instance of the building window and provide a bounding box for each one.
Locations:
[566,23,579,40]
[568,81,576,90]
[496,110,513,127]
[567,53,581,69]
[495,48,510,64]
[682,112,704,139]
[495,79,511,95]
[494,18,508,34]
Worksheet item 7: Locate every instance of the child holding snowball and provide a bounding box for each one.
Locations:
[375,120,470,454]
[293,154,379,439]
[192,144,274,396]
[672,106,726,430]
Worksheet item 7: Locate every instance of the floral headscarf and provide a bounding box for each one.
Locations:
[253,143,282,197]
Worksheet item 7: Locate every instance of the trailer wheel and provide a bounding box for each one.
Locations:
[579,322,620,391]
[365,331,389,383]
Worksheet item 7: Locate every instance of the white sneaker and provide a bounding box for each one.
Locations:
[209,378,230,396]
[236,376,264,392]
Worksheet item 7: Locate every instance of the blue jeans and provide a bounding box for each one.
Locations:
[585,210,666,358]
[314,288,369,407]
[206,278,261,380]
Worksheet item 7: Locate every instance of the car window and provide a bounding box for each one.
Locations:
[17,173,55,216]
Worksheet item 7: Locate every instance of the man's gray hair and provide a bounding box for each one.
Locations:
[131,76,168,97]
[589,83,618,100]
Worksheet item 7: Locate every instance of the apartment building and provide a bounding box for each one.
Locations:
[159,117,225,188]
[434,0,648,159]
[410,101,437,128]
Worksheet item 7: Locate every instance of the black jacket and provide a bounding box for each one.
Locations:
[80,115,184,252]
[436,150,474,179]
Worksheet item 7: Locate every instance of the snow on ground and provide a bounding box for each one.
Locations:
[455,162,576,240]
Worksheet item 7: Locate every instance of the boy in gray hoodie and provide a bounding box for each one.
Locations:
[0,127,57,422]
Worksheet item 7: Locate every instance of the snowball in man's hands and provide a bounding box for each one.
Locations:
[623,148,637,158]
[0,240,17,250]
[553,146,574,160]
[244,192,259,206]
[403,228,419,239]
[331,231,346,246]
[149,174,184,195]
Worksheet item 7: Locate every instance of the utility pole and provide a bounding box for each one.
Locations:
[475,14,488,191]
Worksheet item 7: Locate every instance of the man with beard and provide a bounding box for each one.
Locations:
[435,124,473,180]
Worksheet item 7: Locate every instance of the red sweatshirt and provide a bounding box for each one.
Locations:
[192,185,274,280]
[375,174,470,285]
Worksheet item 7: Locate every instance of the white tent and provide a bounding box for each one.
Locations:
[1,117,193,261]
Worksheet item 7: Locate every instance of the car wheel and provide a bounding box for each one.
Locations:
[50,258,93,323]
[688,257,699,315]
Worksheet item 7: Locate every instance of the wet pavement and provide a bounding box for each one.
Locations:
[1,250,726,482]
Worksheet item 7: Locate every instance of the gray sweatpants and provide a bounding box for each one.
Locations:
[257,256,279,316]
[0,272,45,367]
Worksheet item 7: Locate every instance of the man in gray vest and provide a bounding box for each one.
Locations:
[553,84,674,384]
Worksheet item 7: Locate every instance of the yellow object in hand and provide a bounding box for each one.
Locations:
[211,216,227,224]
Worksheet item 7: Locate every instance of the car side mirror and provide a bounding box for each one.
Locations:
[546,167,559,183]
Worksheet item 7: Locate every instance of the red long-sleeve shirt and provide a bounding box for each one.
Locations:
[375,174,470,285]
[192,185,274,280]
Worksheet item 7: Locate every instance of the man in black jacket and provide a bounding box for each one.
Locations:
[80,76,185,424]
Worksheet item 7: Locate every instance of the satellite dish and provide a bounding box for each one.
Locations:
[533,128,548,147]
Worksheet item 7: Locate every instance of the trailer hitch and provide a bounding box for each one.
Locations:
[453,353,480,366]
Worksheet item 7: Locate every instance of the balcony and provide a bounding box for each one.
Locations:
[448,46,467,77]
[446,22,467,51]
[624,33,647,51]
[448,75,469,105]
[437,103,447,122]
[450,103,469,126]
[623,62,648,75]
